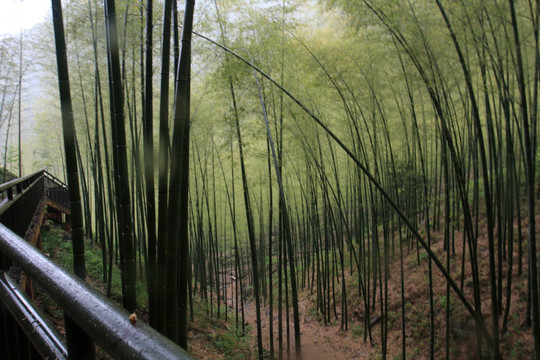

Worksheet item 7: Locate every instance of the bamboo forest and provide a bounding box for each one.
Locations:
[1,0,540,359]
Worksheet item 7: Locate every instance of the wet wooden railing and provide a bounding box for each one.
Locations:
[0,170,192,359]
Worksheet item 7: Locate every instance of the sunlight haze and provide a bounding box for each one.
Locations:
[0,0,49,35]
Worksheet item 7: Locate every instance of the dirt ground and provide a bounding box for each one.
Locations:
[206,213,537,360]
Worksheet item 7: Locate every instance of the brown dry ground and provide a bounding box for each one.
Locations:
[193,212,536,360]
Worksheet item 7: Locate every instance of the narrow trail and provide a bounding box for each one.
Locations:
[225,275,373,359]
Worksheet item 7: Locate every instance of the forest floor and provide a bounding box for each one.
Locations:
[31,212,536,360]
[202,212,537,360]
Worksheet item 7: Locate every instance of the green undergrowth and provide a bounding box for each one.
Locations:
[40,220,250,359]
[188,299,252,359]
[41,220,148,308]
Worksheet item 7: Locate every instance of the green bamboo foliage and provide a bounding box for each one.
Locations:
[39,1,540,359]
[200,32,483,326]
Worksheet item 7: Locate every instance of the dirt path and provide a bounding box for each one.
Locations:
[225,278,374,360]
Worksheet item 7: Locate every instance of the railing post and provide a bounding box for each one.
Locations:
[65,315,95,360]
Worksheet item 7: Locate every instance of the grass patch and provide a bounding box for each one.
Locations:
[352,324,363,338]
[188,298,252,359]
[41,220,148,308]
[212,327,251,359]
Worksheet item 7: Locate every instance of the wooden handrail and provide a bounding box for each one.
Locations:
[0,170,43,193]
[0,223,193,359]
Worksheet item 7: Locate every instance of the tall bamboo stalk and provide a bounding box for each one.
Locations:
[156,0,173,334]
[51,0,95,357]
[167,0,195,348]
[143,0,158,329]
[104,0,137,313]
